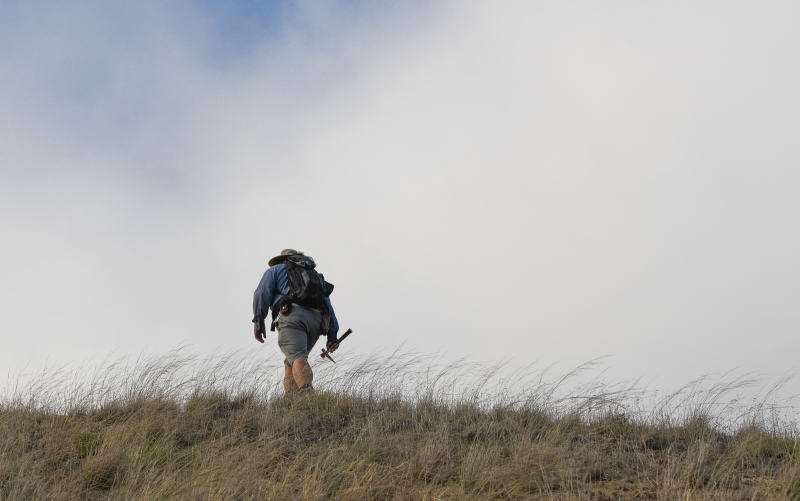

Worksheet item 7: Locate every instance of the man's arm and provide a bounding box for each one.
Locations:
[252,268,277,343]
[325,297,340,350]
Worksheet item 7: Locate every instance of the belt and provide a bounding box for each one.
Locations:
[290,303,322,313]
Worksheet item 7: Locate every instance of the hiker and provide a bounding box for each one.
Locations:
[253,249,340,392]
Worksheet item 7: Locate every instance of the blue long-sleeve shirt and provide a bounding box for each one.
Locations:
[252,263,339,341]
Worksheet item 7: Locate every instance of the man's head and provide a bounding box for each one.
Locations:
[269,249,304,267]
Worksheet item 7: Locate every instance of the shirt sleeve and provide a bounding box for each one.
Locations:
[325,296,340,341]
[252,268,277,332]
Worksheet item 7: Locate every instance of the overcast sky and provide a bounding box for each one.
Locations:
[1,1,799,393]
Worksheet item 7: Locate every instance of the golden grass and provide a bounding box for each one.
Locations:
[1,350,798,500]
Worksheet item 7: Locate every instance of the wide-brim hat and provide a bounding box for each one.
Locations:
[268,249,303,267]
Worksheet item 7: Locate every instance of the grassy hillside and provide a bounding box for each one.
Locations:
[1,351,798,500]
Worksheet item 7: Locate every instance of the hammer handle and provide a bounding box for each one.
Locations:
[338,328,353,343]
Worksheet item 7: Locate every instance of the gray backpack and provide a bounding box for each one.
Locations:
[269,254,336,334]
[283,255,334,309]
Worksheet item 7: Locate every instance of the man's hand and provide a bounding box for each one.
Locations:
[326,340,339,353]
[254,329,265,343]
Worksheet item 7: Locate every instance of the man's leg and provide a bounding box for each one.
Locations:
[292,357,313,389]
[276,306,321,392]
[277,320,309,393]
[283,363,298,392]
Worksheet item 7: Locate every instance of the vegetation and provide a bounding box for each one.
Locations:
[1,350,798,500]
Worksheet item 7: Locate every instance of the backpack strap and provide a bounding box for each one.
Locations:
[321,305,332,337]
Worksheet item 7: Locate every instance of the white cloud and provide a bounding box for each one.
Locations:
[2,1,799,393]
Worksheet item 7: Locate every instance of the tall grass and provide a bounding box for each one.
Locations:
[1,348,799,500]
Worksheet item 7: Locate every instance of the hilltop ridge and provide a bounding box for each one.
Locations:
[0,351,798,500]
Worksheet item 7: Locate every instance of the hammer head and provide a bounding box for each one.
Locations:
[320,348,336,363]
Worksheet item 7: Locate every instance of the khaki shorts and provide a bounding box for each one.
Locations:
[276,304,323,366]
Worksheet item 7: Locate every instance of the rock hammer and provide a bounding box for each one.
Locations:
[320,328,352,363]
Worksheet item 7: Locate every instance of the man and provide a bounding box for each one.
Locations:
[253,249,340,392]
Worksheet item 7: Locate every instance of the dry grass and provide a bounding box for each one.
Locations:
[1,349,799,500]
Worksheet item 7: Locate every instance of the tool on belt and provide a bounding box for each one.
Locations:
[320,328,352,364]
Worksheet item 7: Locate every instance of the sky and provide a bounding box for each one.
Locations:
[1,1,799,394]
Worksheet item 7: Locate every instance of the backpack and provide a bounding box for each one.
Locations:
[283,255,334,309]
